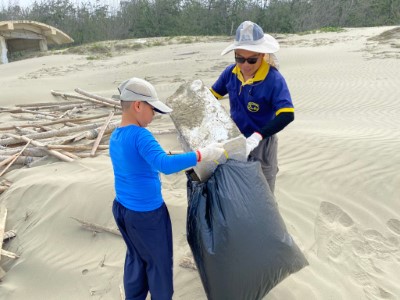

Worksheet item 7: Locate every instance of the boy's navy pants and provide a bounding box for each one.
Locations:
[112,200,173,300]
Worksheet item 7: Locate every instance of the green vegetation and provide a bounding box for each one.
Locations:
[319,27,345,33]
[0,0,399,48]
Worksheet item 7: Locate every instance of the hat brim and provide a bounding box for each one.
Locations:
[112,95,172,114]
[221,34,280,56]
[149,100,173,114]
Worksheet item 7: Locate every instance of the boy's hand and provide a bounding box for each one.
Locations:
[246,132,263,156]
[197,143,225,162]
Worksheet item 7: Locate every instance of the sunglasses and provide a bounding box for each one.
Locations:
[235,55,260,65]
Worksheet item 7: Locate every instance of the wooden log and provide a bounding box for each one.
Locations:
[91,111,114,156]
[0,112,120,131]
[0,154,18,168]
[70,121,119,142]
[16,100,85,108]
[74,88,120,106]
[0,147,46,157]
[0,179,12,187]
[52,90,120,109]
[70,217,121,236]
[3,230,16,241]
[1,249,19,259]
[68,150,108,158]
[14,126,37,135]
[0,154,41,165]
[58,150,80,160]
[0,140,31,177]
[4,134,73,162]
[6,108,58,119]
[47,144,109,151]
[0,121,118,146]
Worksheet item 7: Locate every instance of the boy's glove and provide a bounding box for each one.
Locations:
[197,143,225,162]
[246,132,263,156]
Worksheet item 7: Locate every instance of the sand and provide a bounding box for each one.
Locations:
[1,26,400,299]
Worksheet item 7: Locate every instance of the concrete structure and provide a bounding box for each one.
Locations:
[0,20,74,64]
[166,79,246,182]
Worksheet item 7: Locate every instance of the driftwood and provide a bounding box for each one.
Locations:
[0,107,58,118]
[0,205,19,266]
[4,133,74,162]
[0,121,118,146]
[0,112,119,131]
[52,90,120,109]
[0,206,18,281]
[1,249,19,259]
[0,140,31,177]
[3,230,16,241]
[47,144,108,151]
[0,155,35,165]
[0,86,179,177]
[16,100,85,108]
[91,111,114,156]
[75,88,120,106]
[70,217,121,236]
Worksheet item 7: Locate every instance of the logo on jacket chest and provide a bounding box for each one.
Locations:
[247,102,259,112]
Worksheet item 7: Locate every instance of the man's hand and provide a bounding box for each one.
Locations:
[197,143,225,162]
[246,132,263,156]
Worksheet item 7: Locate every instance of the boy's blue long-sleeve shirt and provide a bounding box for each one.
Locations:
[109,124,197,212]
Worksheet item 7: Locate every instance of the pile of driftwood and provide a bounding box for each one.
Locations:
[0,88,177,195]
[0,89,124,194]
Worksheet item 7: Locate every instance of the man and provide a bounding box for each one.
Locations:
[210,21,295,194]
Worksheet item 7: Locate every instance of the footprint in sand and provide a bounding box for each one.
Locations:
[386,219,400,236]
[314,201,399,300]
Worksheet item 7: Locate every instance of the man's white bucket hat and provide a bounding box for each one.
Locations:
[221,21,280,55]
[113,77,172,114]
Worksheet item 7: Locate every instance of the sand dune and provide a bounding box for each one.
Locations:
[1,26,400,299]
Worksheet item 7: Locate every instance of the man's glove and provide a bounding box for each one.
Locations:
[196,143,225,162]
[246,132,263,156]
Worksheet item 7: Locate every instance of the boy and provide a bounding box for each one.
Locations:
[109,77,225,300]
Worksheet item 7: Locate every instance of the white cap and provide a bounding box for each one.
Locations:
[221,21,280,56]
[114,77,172,114]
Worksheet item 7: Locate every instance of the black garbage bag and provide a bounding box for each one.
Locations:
[186,159,308,300]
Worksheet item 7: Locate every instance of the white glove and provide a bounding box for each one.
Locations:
[197,143,225,162]
[246,132,263,156]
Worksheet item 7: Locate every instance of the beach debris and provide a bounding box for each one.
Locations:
[2,230,16,242]
[0,89,119,177]
[70,216,121,236]
[166,79,246,181]
[90,111,114,157]
[0,88,178,178]
[0,204,19,280]
[0,179,12,195]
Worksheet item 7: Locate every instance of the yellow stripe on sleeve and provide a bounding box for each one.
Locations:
[276,107,295,116]
[210,88,223,100]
